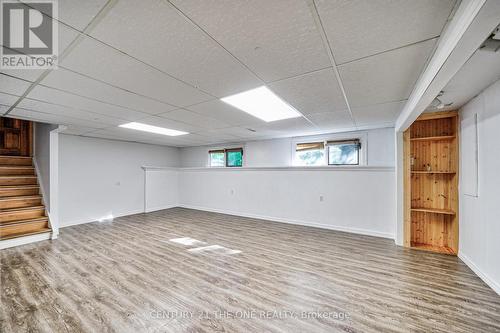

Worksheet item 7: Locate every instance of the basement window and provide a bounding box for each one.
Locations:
[294,142,325,166]
[327,139,360,165]
[209,150,225,167]
[225,148,243,167]
[209,148,244,167]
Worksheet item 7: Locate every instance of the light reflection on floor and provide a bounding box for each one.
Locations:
[167,237,242,255]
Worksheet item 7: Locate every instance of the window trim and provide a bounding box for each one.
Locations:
[208,147,244,168]
[291,132,367,167]
[326,139,361,166]
[225,148,244,167]
[208,149,225,168]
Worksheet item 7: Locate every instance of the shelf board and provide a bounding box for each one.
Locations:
[411,171,456,174]
[411,207,456,215]
[410,242,455,255]
[410,135,455,141]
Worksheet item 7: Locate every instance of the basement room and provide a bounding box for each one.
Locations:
[1,0,499,332]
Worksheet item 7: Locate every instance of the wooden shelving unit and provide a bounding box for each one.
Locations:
[403,111,459,255]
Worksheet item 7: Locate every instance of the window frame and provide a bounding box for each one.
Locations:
[326,139,361,166]
[225,148,244,167]
[208,149,225,167]
[208,147,244,168]
[291,132,367,167]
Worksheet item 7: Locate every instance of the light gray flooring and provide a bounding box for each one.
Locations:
[1,208,499,332]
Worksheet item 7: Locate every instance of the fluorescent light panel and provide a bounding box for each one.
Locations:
[220,86,301,122]
[119,122,188,136]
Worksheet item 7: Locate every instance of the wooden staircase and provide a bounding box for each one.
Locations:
[0,156,51,240]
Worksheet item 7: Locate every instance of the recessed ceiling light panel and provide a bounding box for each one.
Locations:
[220,86,302,122]
[119,122,188,136]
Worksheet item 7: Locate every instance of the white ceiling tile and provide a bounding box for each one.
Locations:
[339,39,436,108]
[0,105,10,114]
[130,115,202,134]
[90,0,260,97]
[0,74,31,95]
[268,68,347,115]
[307,110,355,131]
[192,130,242,142]
[59,125,99,136]
[186,99,266,127]
[316,0,456,64]
[212,127,268,140]
[26,85,150,121]
[171,0,330,82]
[351,100,406,126]
[18,98,124,126]
[0,69,44,82]
[0,92,20,109]
[60,37,213,107]
[158,109,231,130]
[24,0,108,31]
[41,68,177,114]
[9,107,108,129]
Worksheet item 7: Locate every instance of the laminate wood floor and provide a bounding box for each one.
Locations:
[1,208,499,332]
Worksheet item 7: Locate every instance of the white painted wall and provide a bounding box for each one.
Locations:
[459,79,500,295]
[58,135,180,227]
[144,167,179,212]
[180,127,395,167]
[176,127,397,239]
[179,167,396,238]
[33,122,58,211]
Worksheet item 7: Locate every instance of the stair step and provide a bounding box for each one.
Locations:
[0,195,42,209]
[0,166,35,176]
[0,185,39,197]
[0,217,50,239]
[0,176,38,186]
[0,206,45,223]
[0,156,32,166]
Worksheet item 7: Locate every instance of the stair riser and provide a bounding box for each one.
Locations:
[0,198,42,209]
[0,157,32,166]
[0,168,35,176]
[0,178,37,186]
[0,209,45,223]
[0,221,48,239]
[0,188,39,197]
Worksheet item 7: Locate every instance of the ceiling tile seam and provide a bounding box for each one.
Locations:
[10,1,185,112]
[3,0,120,117]
[306,0,357,129]
[81,34,218,100]
[164,0,319,129]
[20,95,147,122]
[18,0,220,102]
[12,105,109,128]
[35,81,175,116]
[56,66,181,110]
[164,0,265,84]
[336,36,441,67]
[159,107,244,128]
[352,98,409,110]
[266,66,333,84]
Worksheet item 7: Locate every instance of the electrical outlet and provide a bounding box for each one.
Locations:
[319,195,324,202]
[230,189,235,195]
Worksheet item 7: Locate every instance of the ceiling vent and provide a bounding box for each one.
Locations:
[479,24,500,52]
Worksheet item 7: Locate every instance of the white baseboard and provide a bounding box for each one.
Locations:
[145,203,179,213]
[0,232,52,250]
[459,252,500,296]
[178,204,395,239]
